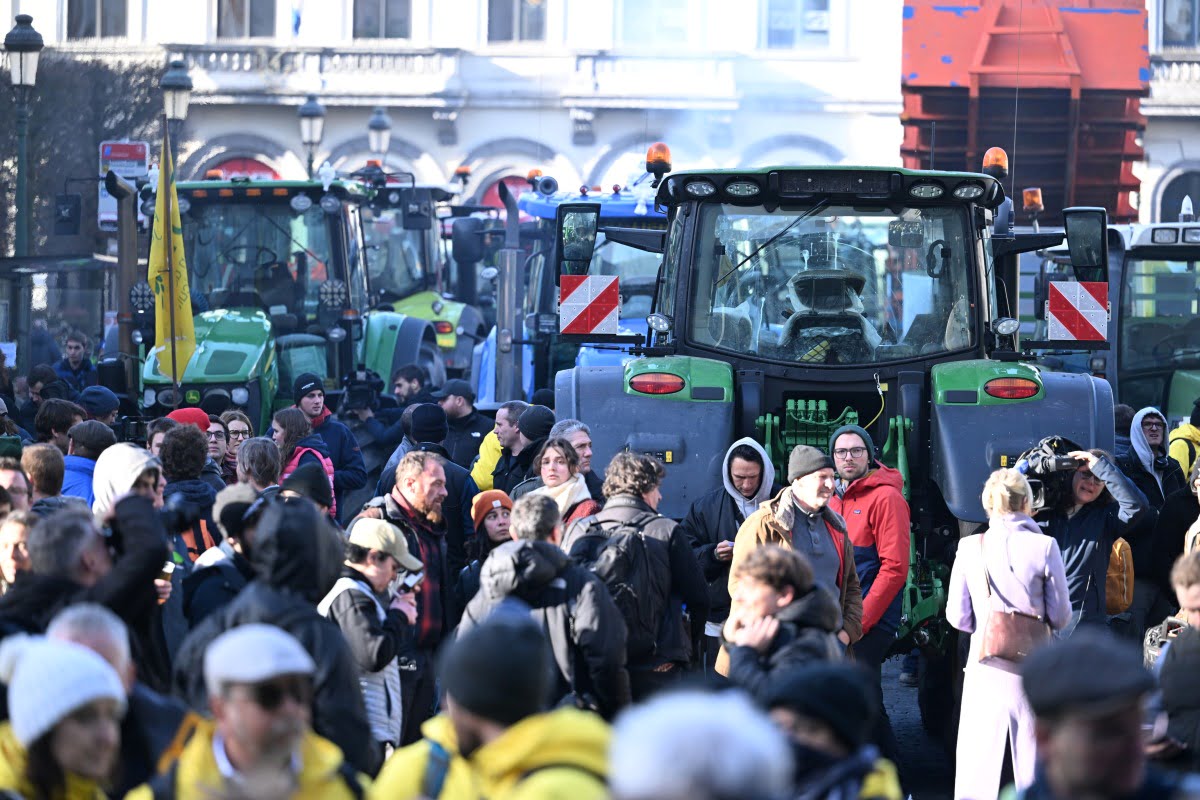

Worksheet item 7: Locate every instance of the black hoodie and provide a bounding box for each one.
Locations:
[171,498,378,776]
[722,585,844,703]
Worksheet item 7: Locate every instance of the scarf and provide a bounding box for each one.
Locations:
[533,473,594,518]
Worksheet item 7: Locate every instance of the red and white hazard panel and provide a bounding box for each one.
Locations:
[560,275,620,335]
[1046,281,1108,342]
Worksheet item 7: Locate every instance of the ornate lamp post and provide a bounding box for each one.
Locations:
[367,106,392,161]
[160,58,193,160]
[4,14,44,257]
[298,94,326,179]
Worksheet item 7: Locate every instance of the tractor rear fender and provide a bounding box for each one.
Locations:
[556,360,734,520]
[930,361,1114,525]
[362,312,446,386]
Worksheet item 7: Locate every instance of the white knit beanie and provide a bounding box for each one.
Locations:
[0,634,126,747]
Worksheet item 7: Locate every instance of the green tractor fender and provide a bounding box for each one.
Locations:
[361,311,445,387]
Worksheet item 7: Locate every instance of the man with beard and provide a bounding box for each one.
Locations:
[357,450,450,745]
[130,625,369,799]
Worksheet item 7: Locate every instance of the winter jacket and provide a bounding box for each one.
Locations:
[376,441,478,579]
[29,329,61,372]
[1171,422,1200,478]
[29,494,89,518]
[198,457,226,495]
[444,409,494,469]
[307,406,368,515]
[369,714,477,800]
[0,722,107,799]
[53,356,98,393]
[0,495,171,691]
[792,746,904,800]
[563,494,711,669]
[526,474,602,529]
[114,683,200,798]
[376,436,416,497]
[283,433,338,517]
[492,442,540,496]
[1153,487,1200,597]
[181,543,255,628]
[1035,454,1148,625]
[1120,408,1187,569]
[357,491,452,654]
[363,406,406,454]
[468,708,609,800]
[162,478,219,562]
[171,500,377,776]
[61,454,97,506]
[829,463,910,636]
[679,437,779,625]
[471,430,503,491]
[511,470,605,504]
[124,719,369,800]
[92,443,159,518]
[220,454,238,486]
[722,582,844,702]
[318,566,414,747]
[729,487,865,643]
[460,539,631,718]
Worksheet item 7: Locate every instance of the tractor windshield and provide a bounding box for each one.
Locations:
[182,201,338,321]
[362,207,427,299]
[1118,256,1200,375]
[592,234,661,321]
[686,202,975,364]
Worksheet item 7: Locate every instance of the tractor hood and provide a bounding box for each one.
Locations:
[143,309,273,385]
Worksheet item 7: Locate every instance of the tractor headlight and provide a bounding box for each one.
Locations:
[231,387,250,405]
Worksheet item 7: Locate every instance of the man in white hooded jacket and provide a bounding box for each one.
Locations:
[678,438,780,673]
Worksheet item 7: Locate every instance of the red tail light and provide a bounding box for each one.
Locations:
[629,373,685,395]
[434,321,454,334]
[983,377,1039,399]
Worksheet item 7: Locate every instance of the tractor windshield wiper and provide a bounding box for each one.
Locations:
[716,197,831,287]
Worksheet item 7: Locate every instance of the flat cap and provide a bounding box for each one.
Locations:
[1021,628,1155,718]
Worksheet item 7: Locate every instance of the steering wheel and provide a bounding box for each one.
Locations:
[925,239,949,278]
[1152,331,1200,359]
[221,245,278,268]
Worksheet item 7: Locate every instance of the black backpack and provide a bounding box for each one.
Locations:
[568,511,669,662]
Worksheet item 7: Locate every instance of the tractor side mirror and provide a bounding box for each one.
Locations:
[556,203,600,277]
[451,217,484,265]
[1063,206,1108,284]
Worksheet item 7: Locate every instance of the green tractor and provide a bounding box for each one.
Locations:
[552,156,1112,744]
[132,174,443,435]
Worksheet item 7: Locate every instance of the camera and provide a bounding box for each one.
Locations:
[159,491,205,534]
[110,415,149,446]
[1015,435,1085,511]
[340,366,385,412]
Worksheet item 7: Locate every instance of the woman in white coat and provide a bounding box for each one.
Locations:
[947,468,1072,800]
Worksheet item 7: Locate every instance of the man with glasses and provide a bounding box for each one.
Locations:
[1118,408,1187,640]
[827,423,909,779]
[135,624,368,798]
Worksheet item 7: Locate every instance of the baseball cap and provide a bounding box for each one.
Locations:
[346,518,423,572]
[431,379,476,402]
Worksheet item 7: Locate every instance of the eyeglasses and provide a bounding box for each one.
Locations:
[832,447,868,459]
[206,431,226,441]
[245,676,313,711]
[228,429,251,439]
[1142,420,1165,430]
[1078,470,1103,484]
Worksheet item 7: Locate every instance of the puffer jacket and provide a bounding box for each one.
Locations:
[0,722,106,799]
[829,463,910,636]
[722,582,844,702]
[124,719,369,800]
[562,494,710,670]
[470,430,503,492]
[460,540,631,719]
[729,487,864,643]
[318,566,413,747]
[469,707,609,800]
[283,432,338,517]
[171,500,377,776]
[1169,422,1200,479]
[370,715,478,800]
[679,437,779,624]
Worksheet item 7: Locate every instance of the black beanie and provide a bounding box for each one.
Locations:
[281,461,334,509]
[828,424,875,461]
[439,611,554,726]
[409,403,449,444]
[787,445,834,482]
[765,663,877,750]
[293,373,323,404]
[517,405,555,442]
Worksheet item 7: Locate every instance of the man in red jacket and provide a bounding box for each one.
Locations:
[828,423,909,782]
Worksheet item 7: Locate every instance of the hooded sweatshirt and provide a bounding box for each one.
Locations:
[1119,408,1187,576]
[679,437,779,625]
[92,442,159,518]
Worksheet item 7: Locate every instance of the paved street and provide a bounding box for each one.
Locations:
[882,658,954,800]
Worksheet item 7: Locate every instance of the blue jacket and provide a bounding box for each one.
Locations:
[307,408,367,515]
[1035,455,1148,626]
[53,357,98,393]
[61,454,97,506]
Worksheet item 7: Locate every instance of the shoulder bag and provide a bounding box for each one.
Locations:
[979,533,1051,664]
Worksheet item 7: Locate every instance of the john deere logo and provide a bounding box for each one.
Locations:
[185,390,201,405]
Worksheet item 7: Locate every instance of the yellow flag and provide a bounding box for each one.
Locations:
[148,128,196,382]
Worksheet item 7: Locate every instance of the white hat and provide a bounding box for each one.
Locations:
[204,624,316,697]
[0,634,126,747]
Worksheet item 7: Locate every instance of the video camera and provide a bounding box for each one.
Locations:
[1014,435,1086,511]
[110,415,150,447]
[340,366,385,412]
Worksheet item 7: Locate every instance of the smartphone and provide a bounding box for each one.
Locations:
[402,571,425,591]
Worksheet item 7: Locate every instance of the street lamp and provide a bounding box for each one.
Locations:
[5,14,44,257]
[367,106,392,161]
[160,59,193,162]
[298,94,326,179]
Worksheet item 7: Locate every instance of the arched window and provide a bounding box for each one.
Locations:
[1160,170,1200,222]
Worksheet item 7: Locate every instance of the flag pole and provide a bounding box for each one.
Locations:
[162,115,180,392]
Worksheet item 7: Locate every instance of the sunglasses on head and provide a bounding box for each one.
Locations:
[246,675,312,711]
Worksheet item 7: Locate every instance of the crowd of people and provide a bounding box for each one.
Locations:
[3,335,1200,799]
